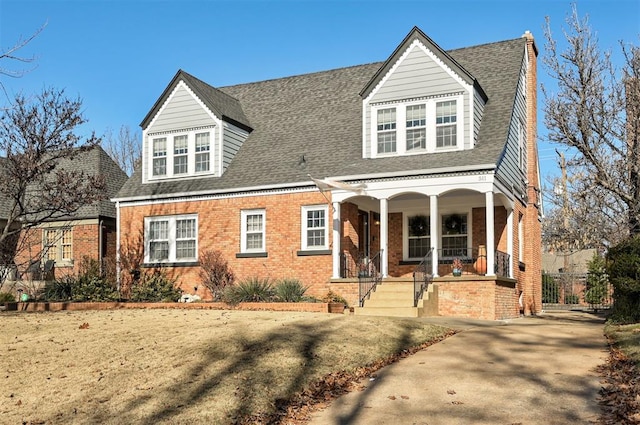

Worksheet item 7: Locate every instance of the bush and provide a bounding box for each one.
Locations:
[198,250,235,301]
[44,257,119,302]
[321,290,349,307]
[273,278,308,302]
[223,277,273,304]
[542,274,559,303]
[607,236,640,323]
[585,253,609,306]
[0,291,15,303]
[130,270,182,302]
[564,294,580,305]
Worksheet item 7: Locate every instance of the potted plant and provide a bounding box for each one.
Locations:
[452,258,463,276]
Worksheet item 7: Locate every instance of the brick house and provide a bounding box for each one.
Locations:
[2,146,128,283]
[114,27,542,319]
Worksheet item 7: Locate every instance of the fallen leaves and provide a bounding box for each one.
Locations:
[597,346,640,424]
[78,323,89,329]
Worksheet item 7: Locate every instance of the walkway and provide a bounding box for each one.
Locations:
[307,311,608,425]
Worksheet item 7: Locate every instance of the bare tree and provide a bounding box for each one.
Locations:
[101,125,141,176]
[542,5,640,251]
[0,88,106,275]
[0,22,46,97]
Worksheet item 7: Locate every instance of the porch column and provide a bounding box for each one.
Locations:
[332,202,341,279]
[380,197,389,277]
[485,191,495,275]
[430,195,439,277]
[506,208,514,278]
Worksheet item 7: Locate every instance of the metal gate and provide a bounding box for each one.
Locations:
[542,272,613,311]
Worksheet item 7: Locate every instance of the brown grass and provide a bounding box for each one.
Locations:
[1,309,450,424]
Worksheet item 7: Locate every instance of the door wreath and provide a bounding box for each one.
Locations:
[444,214,464,234]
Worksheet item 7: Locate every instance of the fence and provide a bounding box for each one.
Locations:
[542,272,613,311]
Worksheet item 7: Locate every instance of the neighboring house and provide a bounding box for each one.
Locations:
[114,27,543,319]
[542,248,597,274]
[4,146,128,281]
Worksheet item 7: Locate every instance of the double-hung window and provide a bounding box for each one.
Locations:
[43,228,73,263]
[195,132,210,173]
[406,104,426,151]
[407,215,430,259]
[241,209,266,253]
[441,213,468,257]
[436,100,457,148]
[377,108,397,154]
[145,215,198,263]
[301,205,329,250]
[152,138,167,176]
[173,135,188,175]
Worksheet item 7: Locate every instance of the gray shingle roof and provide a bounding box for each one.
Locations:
[116,35,527,200]
[0,146,128,221]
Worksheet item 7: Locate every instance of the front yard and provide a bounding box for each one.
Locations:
[1,309,451,424]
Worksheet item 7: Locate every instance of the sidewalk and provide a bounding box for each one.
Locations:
[307,311,608,425]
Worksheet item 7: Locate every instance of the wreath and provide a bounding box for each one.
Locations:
[444,214,464,234]
[409,215,428,236]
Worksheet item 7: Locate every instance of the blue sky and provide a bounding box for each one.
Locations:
[0,0,638,180]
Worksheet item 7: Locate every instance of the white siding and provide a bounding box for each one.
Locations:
[147,85,216,134]
[222,123,249,173]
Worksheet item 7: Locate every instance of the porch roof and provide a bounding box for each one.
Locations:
[116,36,526,201]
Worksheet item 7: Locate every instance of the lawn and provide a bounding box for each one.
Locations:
[1,309,451,424]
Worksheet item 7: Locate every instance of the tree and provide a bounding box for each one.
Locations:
[0,23,46,96]
[101,125,141,176]
[542,5,640,249]
[0,88,106,274]
[584,252,609,307]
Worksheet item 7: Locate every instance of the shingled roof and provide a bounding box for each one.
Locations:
[116,35,527,200]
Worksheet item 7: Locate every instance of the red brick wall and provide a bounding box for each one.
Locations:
[435,278,518,320]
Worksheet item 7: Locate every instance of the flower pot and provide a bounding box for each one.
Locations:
[452,269,462,277]
[474,245,487,275]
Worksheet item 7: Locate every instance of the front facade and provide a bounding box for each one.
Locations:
[115,27,543,319]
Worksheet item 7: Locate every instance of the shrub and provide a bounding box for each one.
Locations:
[223,277,273,304]
[44,257,119,302]
[542,274,559,303]
[273,278,308,302]
[198,250,235,301]
[564,294,580,305]
[0,292,15,303]
[43,278,73,301]
[585,253,609,306]
[130,270,182,302]
[607,236,640,323]
[321,290,349,307]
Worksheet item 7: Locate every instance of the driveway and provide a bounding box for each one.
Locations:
[307,311,608,425]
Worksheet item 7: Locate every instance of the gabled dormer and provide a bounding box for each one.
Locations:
[361,27,487,159]
[140,70,252,184]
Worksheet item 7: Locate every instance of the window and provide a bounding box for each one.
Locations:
[147,129,214,180]
[301,205,329,250]
[152,138,167,176]
[406,104,426,151]
[241,209,266,253]
[407,215,430,258]
[436,100,457,148]
[195,132,210,172]
[442,213,467,257]
[145,215,198,263]
[43,228,73,263]
[173,135,188,175]
[377,108,397,154]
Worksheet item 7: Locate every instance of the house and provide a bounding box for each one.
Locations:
[1,145,128,287]
[114,27,542,319]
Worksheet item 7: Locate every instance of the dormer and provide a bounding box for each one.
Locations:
[360,27,487,159]
[140,70,252,184]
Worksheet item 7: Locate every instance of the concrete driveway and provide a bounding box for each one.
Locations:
[307,311,608,425]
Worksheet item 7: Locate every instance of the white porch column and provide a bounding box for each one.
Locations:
[332,202,341,279]
[380,198,389,278]
[485,191,495,276]
[506,208,514,278]
[430,195,439,277]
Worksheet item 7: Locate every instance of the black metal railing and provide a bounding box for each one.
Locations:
[412,248,433,307]
[358,250,382,307]
[494,250,510,278]
[432,247,510,278]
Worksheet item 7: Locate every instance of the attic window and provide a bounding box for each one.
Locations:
[436,100,457,148]
[377,108,397,154]
[147,128,215,180]
[152,138,167,176]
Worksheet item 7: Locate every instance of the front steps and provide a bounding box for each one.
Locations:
[354,278,437,317]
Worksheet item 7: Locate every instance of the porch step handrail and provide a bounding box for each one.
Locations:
[413,248,433,307]
[358,250,382,307]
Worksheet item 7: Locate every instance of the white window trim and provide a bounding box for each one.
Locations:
[144,214,198,263]
[146,128,215,182]
[403,212,431,261]
[241,209,266,253]
[370,94,463,158]
[301,205,329,251]
[518,214,524,263]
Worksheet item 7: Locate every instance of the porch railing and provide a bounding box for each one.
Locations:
[412,248,433,307]
[358,250,382,307]
[434,248,510,278]
[494,250,510,277]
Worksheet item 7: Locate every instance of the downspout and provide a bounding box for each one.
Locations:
[115,201,121,292]
[98,218,104,274]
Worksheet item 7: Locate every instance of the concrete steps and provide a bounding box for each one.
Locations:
[355,279,436,318]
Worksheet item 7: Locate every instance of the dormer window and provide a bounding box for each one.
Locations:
[173,135,188,175]
[436,100,457,148]
[195,132,210,172]
[377,108,397,154]
[152,138,167,176]
[146,128,215,181]
[406,104,426,151]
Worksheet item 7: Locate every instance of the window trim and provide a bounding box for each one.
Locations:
[301,205,329,251]
[144,214,198,264]
[147,128,215,181]
[42,228,73,266]
[371,94,463,158]
[240,209,266,253]
[403,213,431,261]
